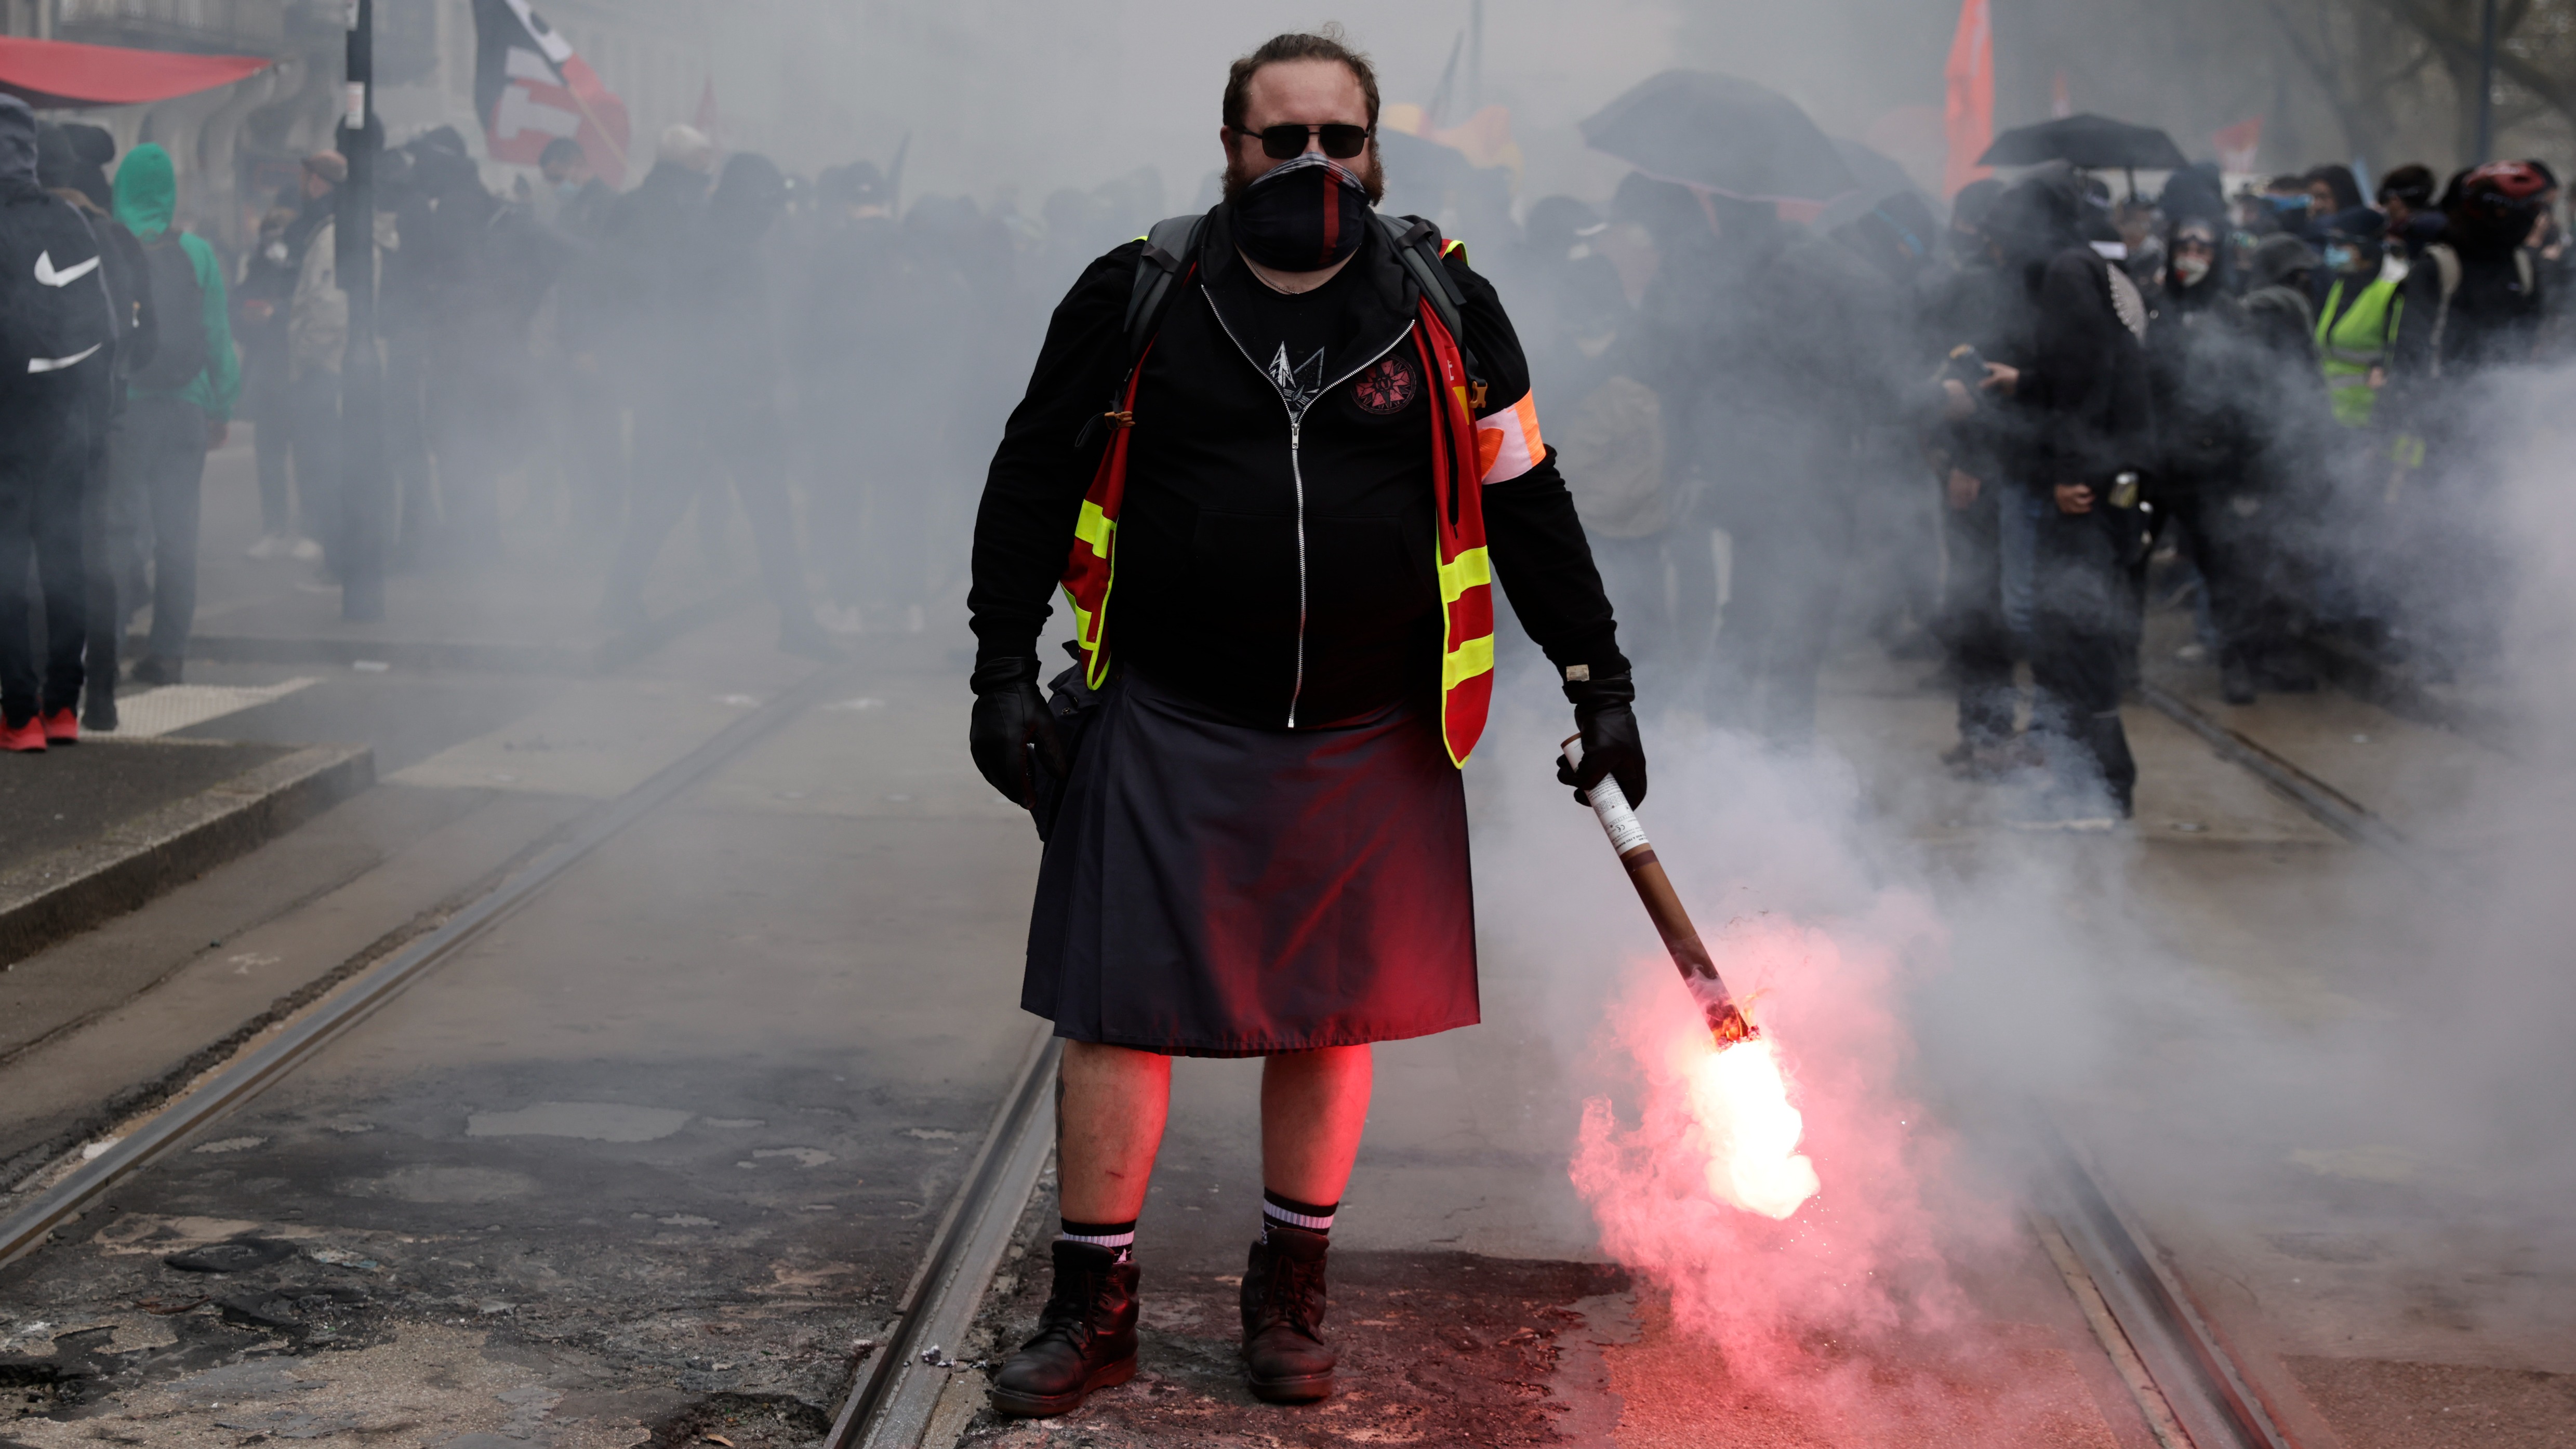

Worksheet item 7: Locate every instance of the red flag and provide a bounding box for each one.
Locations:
[472,0,630,186]
[1943,0,1993,198]
[2212,118,2262,175]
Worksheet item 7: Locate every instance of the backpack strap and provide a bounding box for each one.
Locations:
[1074,215,1205,451]
[1123,214,1203,360]
[2427,242,2462,380]
[1376,212,1486,404]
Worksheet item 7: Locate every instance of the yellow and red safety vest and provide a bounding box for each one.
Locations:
[1059,276,1543,769]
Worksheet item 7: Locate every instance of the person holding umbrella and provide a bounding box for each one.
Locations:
[1577,70,1908,743]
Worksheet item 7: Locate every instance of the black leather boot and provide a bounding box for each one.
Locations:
[1240,1224,1336,1403]
[989,1240,1139,1417]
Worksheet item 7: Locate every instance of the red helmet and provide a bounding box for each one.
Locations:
[2453,159,2550,231]
[2466,159,2552,201]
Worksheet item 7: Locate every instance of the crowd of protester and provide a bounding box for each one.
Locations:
[0,115,1045,751]
[1497,153,2559,825]
[3,90,2558,830]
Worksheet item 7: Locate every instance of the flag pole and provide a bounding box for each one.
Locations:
[565,85,628,178]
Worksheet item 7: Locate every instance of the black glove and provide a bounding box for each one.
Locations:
[1556,673,1646,807]
[968,658,1068,810]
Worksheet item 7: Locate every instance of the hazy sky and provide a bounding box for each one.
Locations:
[701,1,1954,211]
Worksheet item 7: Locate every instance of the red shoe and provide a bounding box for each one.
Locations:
[1,716,46,753]
[42,708,78,745]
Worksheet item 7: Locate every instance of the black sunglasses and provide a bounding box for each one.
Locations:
[1239,123,1372,161]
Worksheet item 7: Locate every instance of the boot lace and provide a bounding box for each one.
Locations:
[1026,1260,1113,1351]
[1251,1246,1327,1340]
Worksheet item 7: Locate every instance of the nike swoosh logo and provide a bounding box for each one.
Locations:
[34,251,101,287]
[28,343,103,374]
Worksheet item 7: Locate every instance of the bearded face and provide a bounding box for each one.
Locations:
[1223,137,1387,207]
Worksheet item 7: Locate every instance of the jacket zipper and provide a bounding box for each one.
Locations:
[1204,286,1415,727]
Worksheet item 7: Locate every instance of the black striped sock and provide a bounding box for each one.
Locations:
[1057,1217,1136,1262]
[1262,1189,1338,1239]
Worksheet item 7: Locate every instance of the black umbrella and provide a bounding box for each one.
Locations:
[1977,114,2189,171]
[1579,69,1855,203]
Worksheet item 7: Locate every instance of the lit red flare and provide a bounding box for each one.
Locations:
[1562,735,1757,1049]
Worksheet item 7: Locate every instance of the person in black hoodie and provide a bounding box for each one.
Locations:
[0,97,118,750]
[36,122,154,730]
[968,32,1637,1416]
[2143,208,2283,703]
[1976,167,2155,823]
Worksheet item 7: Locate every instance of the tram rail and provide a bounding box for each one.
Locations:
[0,661,2442,1448]
[0,663,852,1268]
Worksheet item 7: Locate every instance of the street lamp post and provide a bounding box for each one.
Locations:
[337,0,387,621]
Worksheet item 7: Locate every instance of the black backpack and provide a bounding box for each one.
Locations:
[129,232,207,391]
[0,191,117,389]
[1080,210,1481,449]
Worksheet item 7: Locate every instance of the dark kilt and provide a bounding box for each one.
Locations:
[1022,667,1479,1056]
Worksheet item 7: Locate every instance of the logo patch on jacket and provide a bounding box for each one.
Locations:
[1350,354,1419,415]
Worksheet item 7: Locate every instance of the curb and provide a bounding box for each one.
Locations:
[0,742,376,968]
[146,582,757,675]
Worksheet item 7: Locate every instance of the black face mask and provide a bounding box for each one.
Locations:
[1233,152,1372,272]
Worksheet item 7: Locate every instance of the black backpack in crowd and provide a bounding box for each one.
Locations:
[127,232,207,392]
[0,187,117,397]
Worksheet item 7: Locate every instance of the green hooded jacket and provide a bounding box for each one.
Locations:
[112,142,238,420]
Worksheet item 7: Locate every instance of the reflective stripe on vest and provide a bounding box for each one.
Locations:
[1060,341,1154,689]
[1417,300,1497,766]
[1058,293,1503,767]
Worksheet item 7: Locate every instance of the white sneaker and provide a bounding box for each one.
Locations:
[246,534,286,560]
[288,536,323,562]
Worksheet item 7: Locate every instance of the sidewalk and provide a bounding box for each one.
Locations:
[145,428,754,674]
[0,736,371,970]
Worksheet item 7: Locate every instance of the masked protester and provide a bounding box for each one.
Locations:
[0,97,118,750]
[1921,178,2027,777]
[1976,167,2155,824]
[2146,212,2320,705]
[966,30,1636,1416]
[2315,209,2400,429]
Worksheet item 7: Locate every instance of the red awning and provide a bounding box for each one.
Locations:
[0,35,271,110]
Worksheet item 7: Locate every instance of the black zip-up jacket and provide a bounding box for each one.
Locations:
[971,207,1626,728]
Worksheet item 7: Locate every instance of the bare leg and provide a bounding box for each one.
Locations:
[1056,1041,1173,1223]
[1260,1045,1374,1206]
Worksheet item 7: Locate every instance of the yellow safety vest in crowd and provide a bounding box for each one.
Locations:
[2315,274,2403,429]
